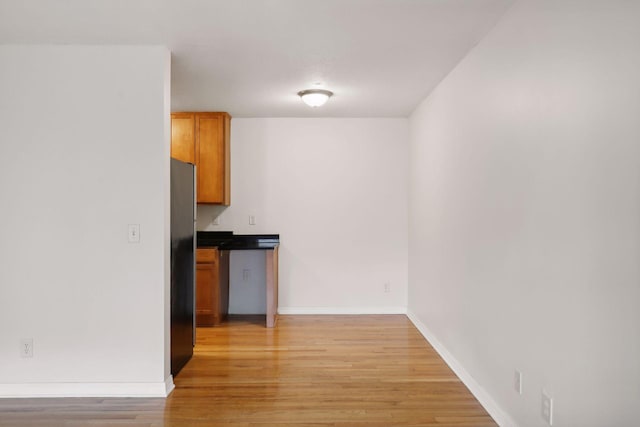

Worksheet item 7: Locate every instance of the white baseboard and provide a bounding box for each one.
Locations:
[278,306,407,315]
[164,375,175,396]
[406,309,518,427]
[0,376,175,398]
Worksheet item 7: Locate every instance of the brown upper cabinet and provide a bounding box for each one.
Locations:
[171,112,231,205]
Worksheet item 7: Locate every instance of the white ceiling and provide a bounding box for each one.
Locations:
[0,0,513,117]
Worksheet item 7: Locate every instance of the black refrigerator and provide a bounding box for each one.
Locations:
[170,158,196,376]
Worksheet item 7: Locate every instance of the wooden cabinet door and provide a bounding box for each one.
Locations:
[171,111,231,205]
[196,113,230,205]
[196,248,218,326]
[171,113,196,164]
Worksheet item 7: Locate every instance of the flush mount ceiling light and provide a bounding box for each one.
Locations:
[298,89,333,107]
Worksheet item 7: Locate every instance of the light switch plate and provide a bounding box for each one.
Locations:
[128,224,140,243]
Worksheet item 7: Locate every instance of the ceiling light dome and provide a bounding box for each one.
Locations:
[298,89,333,107]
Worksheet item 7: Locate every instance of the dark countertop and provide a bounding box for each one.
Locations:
[197,231,279,250]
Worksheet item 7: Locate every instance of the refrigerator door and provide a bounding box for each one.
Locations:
[170,158,195,377]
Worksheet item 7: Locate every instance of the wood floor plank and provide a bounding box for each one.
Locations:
[0,315,496,426]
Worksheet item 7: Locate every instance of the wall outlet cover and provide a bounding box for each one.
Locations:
[542,390,553,425]
[20,338,33,358]
[514,370,522,395]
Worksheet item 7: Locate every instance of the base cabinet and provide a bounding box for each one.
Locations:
[196,248,229,326]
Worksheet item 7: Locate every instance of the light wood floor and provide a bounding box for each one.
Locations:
[0,315,496,426]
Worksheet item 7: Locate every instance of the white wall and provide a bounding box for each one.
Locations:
[408,1,640,426]
[228,250,266,314]
[0,46,172,396]
[199,118,409,313]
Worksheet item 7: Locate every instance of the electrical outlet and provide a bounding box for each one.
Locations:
[514,370,522,395]
[249,215,256,225]
[127,224,140,243]
[542,390,553,425]
[20,339,33,358]
[242,269,250,281]
[384,282,391,293]
[212,217,220,225]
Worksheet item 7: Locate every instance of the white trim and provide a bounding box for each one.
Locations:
[0,378,175,398]
[406,309,519,427]
[164,375,175,396]
[278,306,407,315]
